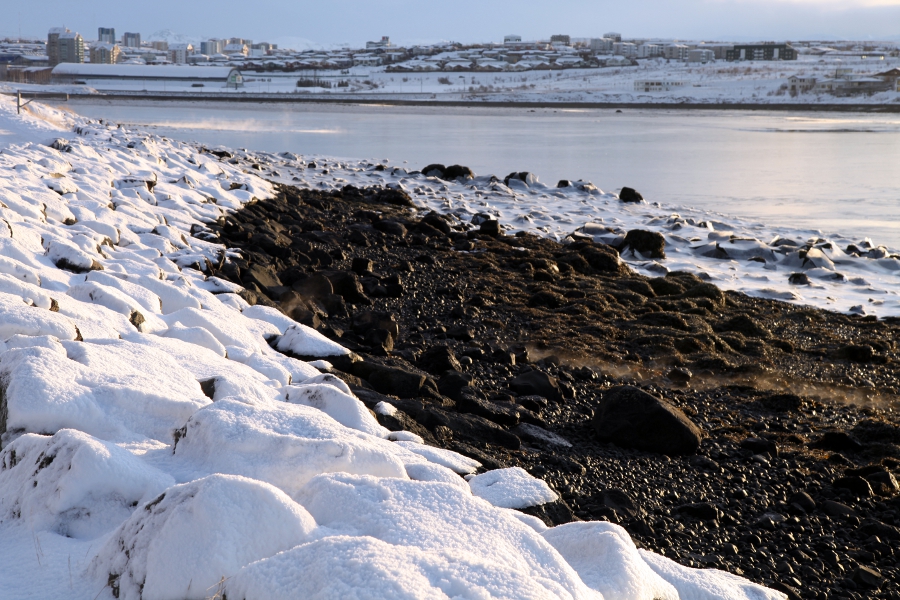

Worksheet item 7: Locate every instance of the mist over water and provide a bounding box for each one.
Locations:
[66,100,900,248]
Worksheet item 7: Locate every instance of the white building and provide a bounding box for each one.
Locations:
[604,32,622,43]
[688,49,714,63]
[613,42,637,58]
[366,36,391,49]
[638,43,661,58]
[504,35,522,44]
[352,53,382,66]
[50,63,243,88]
[665,44,689,61]
[200,39,225,55]
[168,43,194,64]
[122,32,141,49]
[787,75,816,93]
[633,80,688,92]
[590,38,614,54]
[223,43,248,57]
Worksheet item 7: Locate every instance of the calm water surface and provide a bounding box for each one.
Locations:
[65,101,900,247]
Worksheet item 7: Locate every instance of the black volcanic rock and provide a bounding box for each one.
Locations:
[592,386,702,455]
[620,229,666,259]
[619,187,643,203]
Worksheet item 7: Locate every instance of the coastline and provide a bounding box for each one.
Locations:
[7,90,900,112]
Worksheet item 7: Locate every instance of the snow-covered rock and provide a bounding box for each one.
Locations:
[92,474,316,600]
[468,466,559,509]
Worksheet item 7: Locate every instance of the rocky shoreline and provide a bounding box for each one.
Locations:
[196,171,900,600]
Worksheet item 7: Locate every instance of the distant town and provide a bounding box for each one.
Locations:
[1,26,898,100]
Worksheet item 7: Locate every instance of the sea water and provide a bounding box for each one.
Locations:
[65,100,900,249]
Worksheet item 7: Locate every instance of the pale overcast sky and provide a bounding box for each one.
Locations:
[3,0,899,45]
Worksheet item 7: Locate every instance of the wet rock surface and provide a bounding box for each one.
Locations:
[199,182,900,599]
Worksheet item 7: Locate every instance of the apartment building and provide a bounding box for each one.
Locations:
[50,30,84,64]
[90,43,120,64]
[122,32,141,48]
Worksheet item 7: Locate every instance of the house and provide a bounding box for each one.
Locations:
[352,53,382,66]
[633,80,687,92]
[787,75,816,93]
[606,55,632,66]
[831,77,893,96]
[90,43,120,64]
[875,68,900,90]
[4,66,53,84]
[555,56,584,68]
[50,63,243,88]
[726,43,797,61]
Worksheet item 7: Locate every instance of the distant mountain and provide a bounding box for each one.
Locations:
[147,29,200,45]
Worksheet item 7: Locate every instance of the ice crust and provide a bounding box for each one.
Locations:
[0,94,786,599]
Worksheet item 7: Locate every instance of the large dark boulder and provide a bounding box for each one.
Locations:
[430,410,521,450]
[591,386,702,455]
[323,270,371,305]
[421,164,446,178]
[577,244,625,275]
[619,187,644,203]
[510,370,561,402]
[417,346,462,375]
[504,172,537,186]
[620,230,666,259]
[443,165,474,181]
[241,264,282,292]
[351,361,435,399]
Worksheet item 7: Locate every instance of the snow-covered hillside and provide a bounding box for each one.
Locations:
[0,95,785,599]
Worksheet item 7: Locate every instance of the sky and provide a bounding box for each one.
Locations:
[2,0,899,46]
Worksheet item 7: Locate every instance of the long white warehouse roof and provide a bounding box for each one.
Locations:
[51,63,240,80]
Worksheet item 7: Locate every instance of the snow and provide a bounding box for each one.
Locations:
[0,429,174,539]
[640,550,787,600]
[469,466,560,509]
[0,92,787,600]
[91,474,316,600]
[284,383,389,437]
[171,399,410,496]
[292,473,600,599]
[275,322,352,356]
[395,440,482,474]
[544,522,680,600]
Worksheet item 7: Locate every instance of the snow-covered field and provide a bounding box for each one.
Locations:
[0,95,791,598]
[3,54,898,105]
